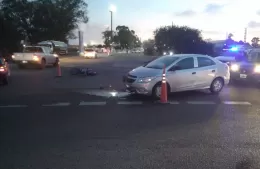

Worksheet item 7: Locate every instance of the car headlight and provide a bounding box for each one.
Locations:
[169,52,173,55]
[230,64,239,71]
[254,65,260,73]
[163,52,166,55]
[137,77,155,83]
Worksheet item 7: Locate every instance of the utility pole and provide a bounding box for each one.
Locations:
[110,11,113,51]
[244,28,247,43]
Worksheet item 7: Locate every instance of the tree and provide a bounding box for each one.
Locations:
[154,25,213,55]
[1,0,88,44]
[101,30,116,47]
[114,25,139,49]
[0,6,23,55]
[101,25,141,49]
[251,37,259,47]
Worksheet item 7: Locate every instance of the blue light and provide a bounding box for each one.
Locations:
[230,47,238,51]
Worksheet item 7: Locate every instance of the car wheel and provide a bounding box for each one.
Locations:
[53,58,59,67]
[40,59,46,69]
[210,77,224,94]
[152,82,170,99]
[3,76,8,85]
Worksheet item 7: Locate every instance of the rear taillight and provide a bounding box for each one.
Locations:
[0,66,5,72]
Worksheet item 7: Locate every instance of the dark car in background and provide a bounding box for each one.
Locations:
[229,49,260,84]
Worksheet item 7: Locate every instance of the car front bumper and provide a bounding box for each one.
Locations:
[230,72,260,83]
[122,75,155,95]
[14,60,41,65]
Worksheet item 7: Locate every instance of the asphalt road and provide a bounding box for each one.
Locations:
[1,53,260,168]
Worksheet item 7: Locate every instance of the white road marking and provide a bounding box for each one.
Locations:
[42,102,71,107]
[79,101,106,106]
[117,101,143,105]
[222,101,252,105]
[187,101,216,105]
[0,105,28,108]
[169,101,180,104]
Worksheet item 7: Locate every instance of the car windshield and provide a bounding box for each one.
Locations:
[23,47,43,53]
[144,56,179,69]
[85,49,94,52]
[248,54,260,63]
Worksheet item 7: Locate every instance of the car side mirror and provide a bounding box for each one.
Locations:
[169,65,181,71]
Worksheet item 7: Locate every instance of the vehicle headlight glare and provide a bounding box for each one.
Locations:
[231,64,239,71]
[137,77,154,83]
[254,65,260,73]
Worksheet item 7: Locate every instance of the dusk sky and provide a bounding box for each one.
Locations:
[69,0,260,45]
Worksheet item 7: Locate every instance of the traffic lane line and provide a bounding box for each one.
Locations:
[79,101,106,106]
[42,102,71,107]
[0,105,28,108]
[187,101,216,105]
[0,100,256,108]
[222,101,252,105]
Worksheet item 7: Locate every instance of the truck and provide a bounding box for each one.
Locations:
[37,41,68,55]
[12,46,59,69]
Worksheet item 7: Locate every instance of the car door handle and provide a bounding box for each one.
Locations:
[192,72,196,75]
[212,70,215,72]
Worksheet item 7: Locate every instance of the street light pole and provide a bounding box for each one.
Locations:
[110,11,113,51]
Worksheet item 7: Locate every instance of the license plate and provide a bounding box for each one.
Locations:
[22,61,28,63]
[240,74,247,78]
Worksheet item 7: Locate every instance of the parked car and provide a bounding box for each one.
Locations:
[123,54,230,98]
[83,48,97,59]
[12,46,59,69]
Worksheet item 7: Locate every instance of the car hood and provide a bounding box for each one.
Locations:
[215,56,235,61]
[128,66,162,77]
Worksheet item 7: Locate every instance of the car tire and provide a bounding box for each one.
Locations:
[3,76,8,85]
[209,77,224,94]
[40,59,46,69]
[53,58,59,67]
[152,82,170,99]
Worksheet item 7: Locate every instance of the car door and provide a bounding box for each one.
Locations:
[167,56,196,92]
[194,56,217,89]
[43,47,54,64]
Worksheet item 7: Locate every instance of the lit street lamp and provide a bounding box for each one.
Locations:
[109,5,116,51]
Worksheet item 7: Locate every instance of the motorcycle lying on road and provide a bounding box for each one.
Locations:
[70,67,97,76]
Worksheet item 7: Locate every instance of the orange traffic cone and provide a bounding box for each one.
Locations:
[56,62,62,77]
[160,65,168,103]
